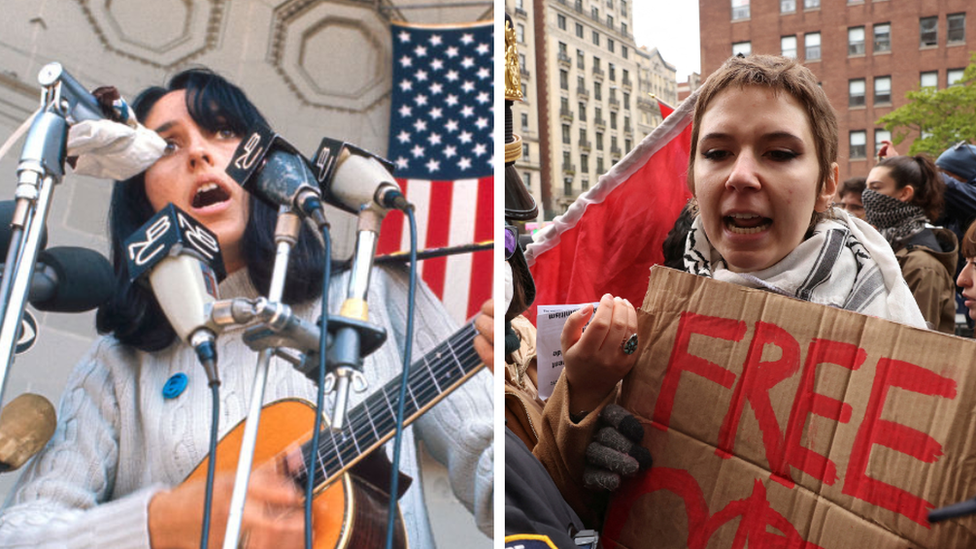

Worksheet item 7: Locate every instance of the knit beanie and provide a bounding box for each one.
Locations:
[936,143,976,182]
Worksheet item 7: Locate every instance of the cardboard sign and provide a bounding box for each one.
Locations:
[604,267,976,549]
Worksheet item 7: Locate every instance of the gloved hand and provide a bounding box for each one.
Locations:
[582,403,652,491]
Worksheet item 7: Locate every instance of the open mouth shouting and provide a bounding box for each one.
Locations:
[724,212,771,235]
[191,181,232,211]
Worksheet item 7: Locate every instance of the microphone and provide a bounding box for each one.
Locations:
[0,201,47,257]
[21,246,114,313]
[124,204,225,382]
[0,393,56,472]
[312,138,408,213]
[224,123,328,229]
[37,62,135,125]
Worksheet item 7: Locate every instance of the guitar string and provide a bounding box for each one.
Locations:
[293,323,481,486]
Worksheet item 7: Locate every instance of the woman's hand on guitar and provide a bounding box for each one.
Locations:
[561,294,639,415]
[473,299,494,373]
[149,466,306,549]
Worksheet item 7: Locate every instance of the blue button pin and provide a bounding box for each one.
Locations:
[162,373,188,399]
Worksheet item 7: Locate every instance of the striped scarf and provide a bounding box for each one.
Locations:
[682,208,926,328]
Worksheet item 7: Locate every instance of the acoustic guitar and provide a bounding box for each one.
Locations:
[182,322,485,548]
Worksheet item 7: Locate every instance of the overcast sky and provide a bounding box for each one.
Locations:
[632,1,701,82]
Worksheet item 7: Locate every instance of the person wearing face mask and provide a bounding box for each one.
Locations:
[0,68,494,549]
[863,155,958,333]
[533,54,927,531]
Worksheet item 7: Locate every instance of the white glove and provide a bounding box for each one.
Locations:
[66,119,166,180]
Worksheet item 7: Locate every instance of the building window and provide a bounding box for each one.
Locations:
[805,32,821,60]
[592,6,599,19]
[576,23,584,38]
[523,172,531,190]
[562,124,571,144]
[608,38,615,53]
[622,45,629,59]
[875,130,891,157]
[516,23,525,43]
[515,0,523,8]
[578,102,586,119]
[781,35,797,58]
[522,143,529,160]
[560,70,569,90]
[607,15,614,29]
[732,0,750,20]
[623,91,630,110]
[804,0,819,7]
[596,131,604,149]
[579,127,587,144]
[849,79,866,107]
[521,112,529,130]
[920,71,938,90]
[948,69,966,86]
[850,131,867,159]
[609,63,616,81]
[563,176,572,196]
[625,138,632,151]
[948,13,966,44]
[611,135,618,150]
[595,106,603,124]
[519,53,526,72]
[848,27,865,56]
[920,16,938,47]
[557,14,566,30]
[874,76,891,104]
[577,75,585,91]
[521,83,527,96]
[732,41,751,56]
[597,157,604,174]
[582,178,589,191]
[592,31,600,46]
[594,82,602,100]
[873,23,891,53]
[577,50,585,69]
[559,41,568,56]
[610,112,617,129]
[781,0,795,14]
[581,154,589,172]
[622,22,628,37]
[621,0,628,17]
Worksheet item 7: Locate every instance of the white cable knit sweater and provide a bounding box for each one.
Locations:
[0,265,494,549]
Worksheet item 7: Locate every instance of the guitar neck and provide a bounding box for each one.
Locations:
[294,321,483,488]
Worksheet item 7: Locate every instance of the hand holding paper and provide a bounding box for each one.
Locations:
[561,293,638,414]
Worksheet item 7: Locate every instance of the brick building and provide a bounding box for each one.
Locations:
[700,0,973,180]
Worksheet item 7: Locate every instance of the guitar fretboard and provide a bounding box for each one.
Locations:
[291,321,482,488]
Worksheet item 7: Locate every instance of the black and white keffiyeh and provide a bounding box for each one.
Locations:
[862,189,929,246]
[682,208,926,328]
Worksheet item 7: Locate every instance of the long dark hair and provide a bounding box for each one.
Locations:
[875,154,945,222]
[95,68,325,351]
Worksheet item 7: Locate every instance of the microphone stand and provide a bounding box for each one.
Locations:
[0,66,72,403]
[221,206,302,549]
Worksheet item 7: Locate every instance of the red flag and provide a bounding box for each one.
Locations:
[523,91,697,324]
[657,97,675,119]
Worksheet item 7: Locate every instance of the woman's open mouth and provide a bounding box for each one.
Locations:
[192,182,231,209]
[724,213,771,235]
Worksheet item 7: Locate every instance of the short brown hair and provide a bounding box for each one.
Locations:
[687,55,838,197]
[838,176,866,199]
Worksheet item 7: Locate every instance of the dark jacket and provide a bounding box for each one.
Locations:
[894,227,959,334]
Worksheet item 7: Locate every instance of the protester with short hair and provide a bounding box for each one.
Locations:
[534,54,926,529]
[864,155,958,333]
[836,176,866,219]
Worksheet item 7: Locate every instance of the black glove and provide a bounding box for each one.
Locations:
[582,404,652,491]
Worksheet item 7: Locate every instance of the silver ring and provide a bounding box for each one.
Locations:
[622,333,638,355]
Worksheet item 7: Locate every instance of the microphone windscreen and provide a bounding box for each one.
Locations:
[32,246,113,312]
[0,393,56,472]
[0,201,48,257]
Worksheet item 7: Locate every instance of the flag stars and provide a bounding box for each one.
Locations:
[425,158,440,172]
[395,157,409,170]
[429,34,443,46]
[460,105,475,118]
[430,82,443,95]
[462,81,475,93]
[430,59,444,71]
[475,117,489,130]
[472,143,487,157]
[445,119,459,132]
[414,94,428,106]
[398,30,411,42]
[415,70,428,82]
[413,119,427,132]
[430,107,443,120]
[428,133,442,145]
[459,131,473,144]
[476,67,490,80]
[475,91,490,105]
[400,56,413,68]
[461,33,474,45]
[411,144,426,158]
[461,57,475,69]
[414,45,428,57]
[458,157,472,170]
[396,130,411,143]
[445,70,460,82]
[399,105,412,117]
[446,46,459,58]
[476,43,490,55]
[399,80,413,92]
[443,145,457,158]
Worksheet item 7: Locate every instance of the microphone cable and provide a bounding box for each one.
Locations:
[385,204,418,549]
[305,226,332,549]
[197,350,220,549]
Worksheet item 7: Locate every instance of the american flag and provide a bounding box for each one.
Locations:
[378,21,494,325]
